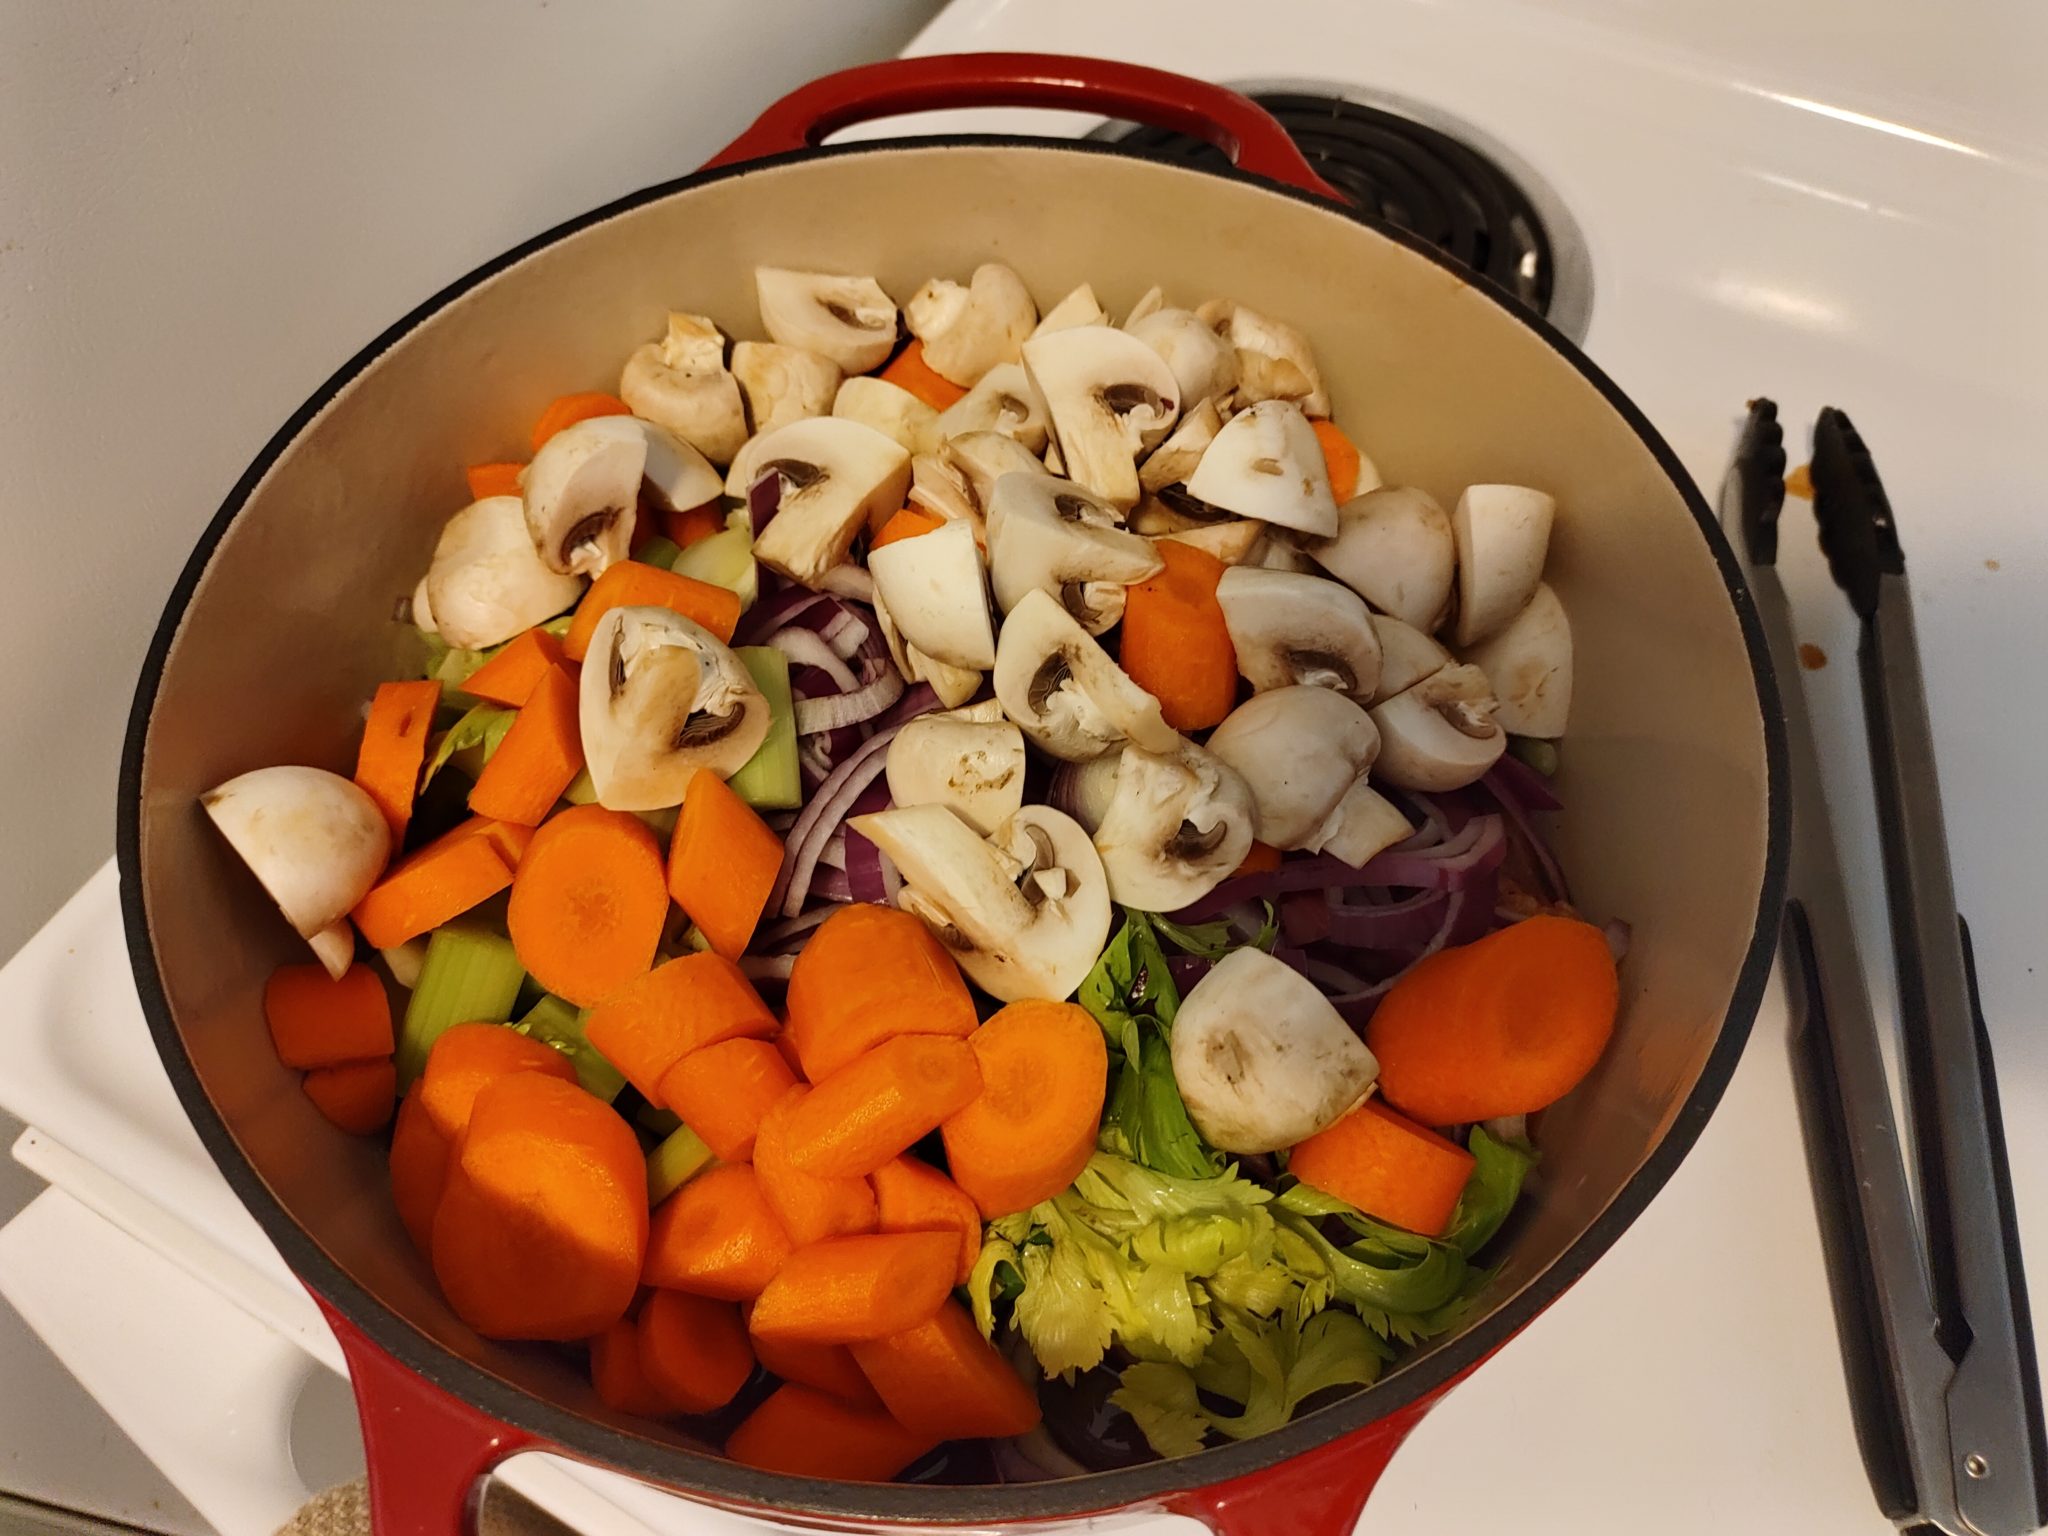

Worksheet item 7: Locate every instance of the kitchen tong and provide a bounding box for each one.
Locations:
[1723,401,2048,1536]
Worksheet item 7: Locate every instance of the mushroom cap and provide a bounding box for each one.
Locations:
[884,715,1027,836]
[833,375,942,457]
[1368,613,1452,704]
[425,495,586,650]
[755,268,899,375]
[1138,396,1225,495]
[1121,285,1167,329]
[732,341,842,435]
[1022,325,1181,511]
[619,318,749,466]
[1091,741,1256,911]
[1368,662,1507,791]
[1205,685,1381,850]
[985,470,1163,635]
[935,363,1050,454]
[871,587,984,711]
[522,415,648,577]
[993,588,1179,762]
[1309,486,1456,632]
[628,417,723,514]
[868,516,997,670]
[1451,483,1556,645]
[731,416,912,588]
[1196,300,1330,418]
[907,452,984,542]
[1318,781,1413,867]
[904,263,1037,386]
[1183,399,1338,537]
[1127,308,1239,414]
[1462,581,1572,738]
[1030,282,1110,337]
[1215,565,1384,700]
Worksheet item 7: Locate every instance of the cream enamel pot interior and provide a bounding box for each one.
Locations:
[118,54,1787,1536]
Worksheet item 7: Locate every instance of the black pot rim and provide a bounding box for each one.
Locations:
[117,130,1790,1525]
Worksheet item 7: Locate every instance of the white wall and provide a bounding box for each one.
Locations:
[0,0,947,958]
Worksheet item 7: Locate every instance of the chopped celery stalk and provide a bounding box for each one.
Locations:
[1508,736,1560,776]
[672,524,759,610]
[680,924,713,954]
[397,924,526,1086]
[563,767,599,805]
[637,1104,684,1137]
[636,535,683,569]
[423,703,515,788]
[539,614,573,639]
[636,803,681,841]
[517,994,628,1102]
[647,1124,715,1205]
[727,647,801,809]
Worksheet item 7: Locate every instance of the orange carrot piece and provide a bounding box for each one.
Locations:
[506,806,667,1008]
[461,628,567,707]
[850,1298,1040,1440]
[530,391,630,453]
[302,1057,397,1135]
[389,1090,451,1254]
[754,1087,879,1248]
[784,904,978,1083]
[645,1164,794,1300]
[772,1028,806,1080]
[879,340,969,411]
[637,1290,754,1414]
[784,1036,983,1179]
[582,952,778,1103]
[354,680,440,841]
[662,503,727,549]
[431,1072,647,1341]
[467,664,584,826]
[942,1000,1107,1219]
[562,560,742,660]
[466,462,526,501]
[417,1022,578,1142]
[869,1156,981,1287]
[1312,419,1364,504]
[725,1384,934,1482]
[870,507,943,550]
[747,1232,958,1346]
[657,1038,796,1163]
[264,963,393,1069]
[667,773,783,961]
[1367,914,1619,1125]
[352,817,533,950]
[1120,539,1236,732]
[1291,1099,1475,1237]
[590,1315,680,1417]
[748,1322,880,1406]
[1233,840,1283,878]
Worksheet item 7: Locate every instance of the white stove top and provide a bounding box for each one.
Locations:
[6,0,2045,1531]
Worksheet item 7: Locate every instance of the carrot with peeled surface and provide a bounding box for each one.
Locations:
[850,1298,1040,1440]
[354,680,440,840]
[302,1057,396,1135]
[667,773,782,961]
[582,952,778,1103]
[644,1163,793,1300]
[1119,539,1236,732]
[663,503,726,549]
[1233,841,1283,878]
[784,1036,982,1179]
[506,806,667,1008]
[590,1315,679,1417]
[942,999,1107,1219]
[869,1157,981,1287]
[725,1384,934,1482]
[1312,419,1366,504]
[467,664,584,826]
[879,340,969,411]
[1290,1099,1475,1237]
[265,963,393,1069]
[748,1324,879,1406]
[461,628,566,707]
[352,816,533,950]
[562,560,741,659]
[1366,913,1619,1125]
[530,391,630,453]
[637,1290,754,1414]
[870,507,943,550]
[389,1092,451,1255]
[753,1087,878,1248]
[784,903,978,1083]
[747,1231,958,1346]
[466,462,525,501]
[657,1037,795,1163]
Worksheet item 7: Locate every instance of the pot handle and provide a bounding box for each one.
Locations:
[703,53,1346,201]
[317,1296,541,1536]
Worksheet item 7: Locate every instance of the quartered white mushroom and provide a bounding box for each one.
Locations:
[731,341,842,435]
[1138,397,1225,494]
[410,575,437,635]
[1090,741,1256,911]
[1318,781,1414,867]
[1030,282,1109,336]
[1369,613,1453,704]
[1215,565,1383,700]
[1127,309,1238,415]
[1205,685,1381,851]
[1462,581,1572,738]
[907,452,984,543]
[1369,662,1507,790]
[1183,400,1338,537]
[522,415,648,577]
[1121,285,1166,329]
[984,470,1163,635]
[1170,948,1378,1154]
[946,430,1049,512]
[872,587,983,710]
[1250,531,1321,574]
[1195,300,1329,418]
[884,714,1027,836]
[867,517,997,669]
[833,376,941,456]
[425,495,586,650]
[1451,483,1556,645]
[618,312,749,465]
[628,417,724,521]
[754,268,899,375]
[993,588,1179,761]
[1129,491,1264,565]
[851,803,1111,1004]
[1057,750,1125,834]
[1022,325,1181,511]
[580,606,770,810]
[1309,485,1455,632]
[202,766,391,978]
[935,363,1050,453]
[904,263,1037,386]
[727,417,912,588]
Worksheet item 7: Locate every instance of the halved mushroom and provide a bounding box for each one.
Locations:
[580,605,770,810]
[1310,486,1454,631]
[410,575,437,635]
[1091,741,1255,910]
[884,715,1027,836]
[947,430,1048,512]
[1022,326,1181,511]
[850,803,1111,1004]
[871,586,983,710]
[1195,300,1329,417]
[1030,283,1109,337]
[728,417,912,588]
[1215,566,1383,700]
[618,312,749,465]
[1370,613,1452,704]
[1205,685,1381,850]
[1451,484,1556,645]
[935,363,1050,453]
[1369,663,1507,790]
[833,376,941,456]
[755,269,899,375]
[202,766,391,978]
[907,452,983,543]
[1129,491,1264,565]
[1171,948,1378,1153]
[732,341,842,435]
[1183,400,1337,537]
[1462,581,1572,737]
[628,417,724,521]
[426,496,586,649]
[985,470,1164,635]
[1152,522,1265,566]
[1138,397,1224,494]
[1251,532,1320,574]
[904,263,1037,386]
[868,517,996,669]
[522,415,647,576]
[1318,781,1413,867]
[993,588,1179,761]
[1127,309,1238,415]
[1121,285,1166,329]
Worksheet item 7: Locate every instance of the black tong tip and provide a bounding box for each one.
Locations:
[1812,406,1906,618]
[1730,398,1788,566]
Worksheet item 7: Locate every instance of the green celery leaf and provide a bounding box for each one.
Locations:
[1106,1029,1220,1181]
[1441,1126,1538,1257]
[421,703,516,788]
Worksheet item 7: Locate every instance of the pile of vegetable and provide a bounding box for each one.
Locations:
[202,261,1617,1481]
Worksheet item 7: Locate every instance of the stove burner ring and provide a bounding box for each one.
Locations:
[1099,85,1592,341]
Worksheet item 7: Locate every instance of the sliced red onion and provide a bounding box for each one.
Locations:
[878,849,902,906]
[1047,761,1084,821]
[1391,792,1452,852]
[795,668,905,734]
[758,907,837,949]
[809,867,852,903]
[1349,814,1507,890]
[819,608,872,659]
[740,954,798,983]
[770,627,862,694]
[1166,954,1213,993]
[1169,854,1361,923]
[874,682,942,729]
[762,810,799,834]
[1324,885,1477,1026]
[845,825,888,904]
[1485,755,1564,814]
[747,469,781,533]
[1280,891,1332,946]
[817,564,874,602]
[735,588,848,644]
[770,728,901,917]
[816,831,847,871]
[1294,954,1370,994]
[1481,763,1571,904]
[1325,888,1452,951]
